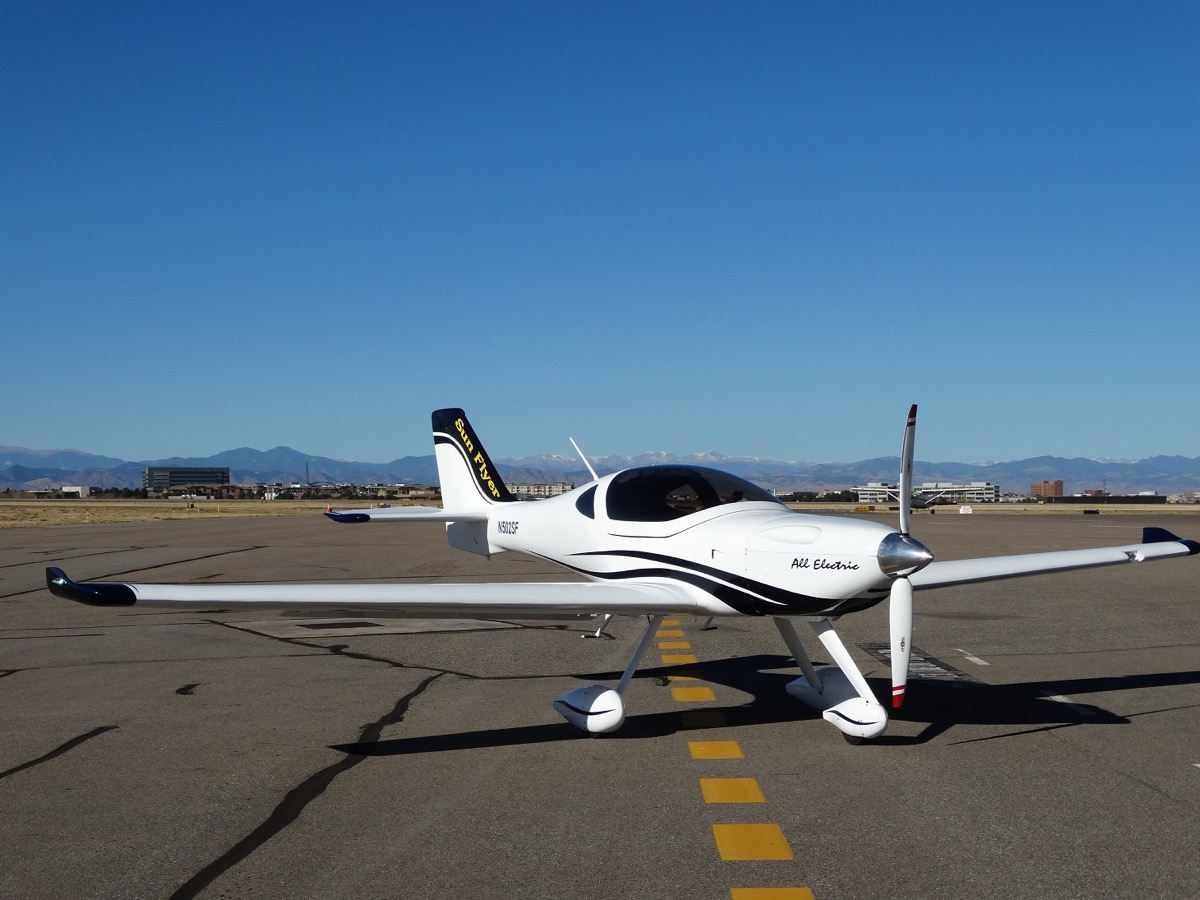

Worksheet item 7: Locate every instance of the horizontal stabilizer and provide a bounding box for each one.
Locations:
[325,507,486,524]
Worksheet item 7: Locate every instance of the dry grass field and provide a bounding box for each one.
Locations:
[0,499,339,528]
[1,497,1194,528]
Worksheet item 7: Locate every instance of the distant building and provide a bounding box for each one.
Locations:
[510,482,574,499]
[1031,479,1064,498]
[856,481,1000,504]
[143,466,231,493]
[164,483,255,499]
[855,483,900,504]
[916,481,1000,504]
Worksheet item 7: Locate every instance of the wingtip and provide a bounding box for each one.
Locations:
[46,566,69,592]
[1142,527,1200,555]
[325,511,371,524]
[45,567,137,606]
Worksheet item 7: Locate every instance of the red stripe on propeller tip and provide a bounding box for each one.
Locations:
[892,686,906,708]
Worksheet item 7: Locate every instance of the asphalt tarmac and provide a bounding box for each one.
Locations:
[2,510,1198,899]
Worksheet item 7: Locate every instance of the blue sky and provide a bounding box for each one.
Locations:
[3,2,1197,464]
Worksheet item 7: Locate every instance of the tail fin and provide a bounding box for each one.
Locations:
[431,408,516,515]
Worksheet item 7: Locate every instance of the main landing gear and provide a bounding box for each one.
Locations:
[554,614,888,741]
[554,615,663,733]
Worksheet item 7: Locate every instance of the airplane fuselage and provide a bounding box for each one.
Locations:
[482,469,899,618]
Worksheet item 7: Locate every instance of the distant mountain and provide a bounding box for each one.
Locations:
[145,446,442,486]
[439,451,1200,496]
[0,445,127,470]
[1,442,1198,496]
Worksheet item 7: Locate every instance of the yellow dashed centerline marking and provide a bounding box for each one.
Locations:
[670,622,812,896]
[712,824,794,860]
[662,653,698,664]
[672,686,717,702]
[701,778,766,803]
[657,629,685,637]
[689,740,744,759]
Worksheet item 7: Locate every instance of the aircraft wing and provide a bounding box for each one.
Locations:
[911,526,1199,590]
[45,567,705,617]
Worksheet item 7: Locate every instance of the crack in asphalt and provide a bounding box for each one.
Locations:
[168,616,600,896]
[0,633,104,640]
[2,548,267,601]
[169,670,444,900]
[82,547,269,581]
[169,621,470,898]
[0,546,144,571]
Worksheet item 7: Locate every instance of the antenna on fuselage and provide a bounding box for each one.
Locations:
[570,437,599,482]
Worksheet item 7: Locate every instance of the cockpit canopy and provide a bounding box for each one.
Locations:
[603,465,783,522]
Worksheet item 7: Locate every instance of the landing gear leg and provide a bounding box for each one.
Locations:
[773,617,823,691]
[582,613,614,639]
[554,615,664,733]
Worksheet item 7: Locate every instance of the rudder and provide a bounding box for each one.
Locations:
[431,408,516,514]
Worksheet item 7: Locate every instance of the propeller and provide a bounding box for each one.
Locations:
[889,572,914,708]
[886,404,929,709]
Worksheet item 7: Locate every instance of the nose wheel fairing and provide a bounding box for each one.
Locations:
[774,616,890,740]
[786,669,888,740]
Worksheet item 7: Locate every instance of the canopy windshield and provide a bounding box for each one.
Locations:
[605,466,783,522]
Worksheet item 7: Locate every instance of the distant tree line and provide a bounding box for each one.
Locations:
[86,488,150,499]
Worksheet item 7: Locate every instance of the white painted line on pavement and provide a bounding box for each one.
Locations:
[955,648,990,666]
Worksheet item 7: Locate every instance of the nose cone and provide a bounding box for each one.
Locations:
[878,532,934,577]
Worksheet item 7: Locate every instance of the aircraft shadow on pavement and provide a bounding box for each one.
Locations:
[331,653,1200,757]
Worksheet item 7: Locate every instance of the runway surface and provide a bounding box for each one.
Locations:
[3,510,1198,899]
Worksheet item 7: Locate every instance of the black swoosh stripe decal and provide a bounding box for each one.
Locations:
[558,549,837,616]
[578,549,833,612]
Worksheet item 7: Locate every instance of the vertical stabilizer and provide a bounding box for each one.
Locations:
[431,408,516,515]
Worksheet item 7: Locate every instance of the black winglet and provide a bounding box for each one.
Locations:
[1142,527,1200,555]
[45,567,137,606]
[325,511,371,523]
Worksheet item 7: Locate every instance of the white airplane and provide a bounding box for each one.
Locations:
[47,407,1198,742]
